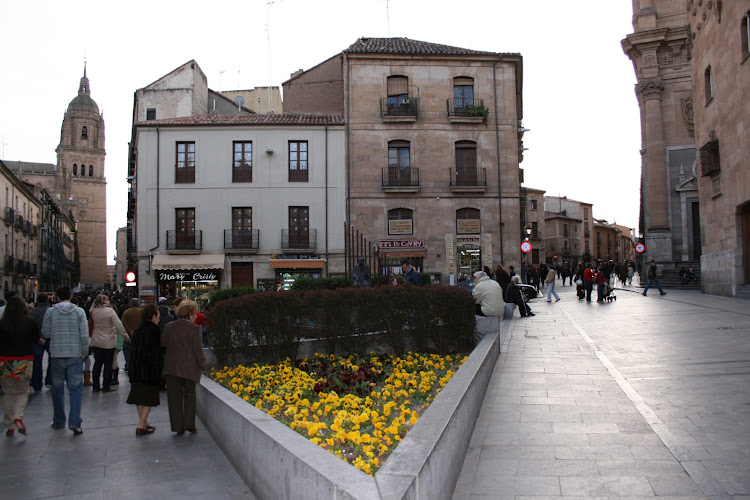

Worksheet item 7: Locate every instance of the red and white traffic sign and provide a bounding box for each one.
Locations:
[635,243,646,253]
[520,241,532,253]
[126,271,136,282]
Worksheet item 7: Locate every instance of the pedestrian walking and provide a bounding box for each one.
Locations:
[583,263,595,302]
[545,267,561,302]
[127,304,163,436]
[89,294,129,393]
[42,286,90,435]
[642,259,667,296]
[0,296,42,436]
[595,267,607,302]
[29,293,52,392]
[162,300,205,435]
[120,298,142,373]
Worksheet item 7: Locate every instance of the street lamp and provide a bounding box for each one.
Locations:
[525,227,532,241]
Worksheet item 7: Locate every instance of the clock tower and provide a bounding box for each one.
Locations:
[55,64,108,286]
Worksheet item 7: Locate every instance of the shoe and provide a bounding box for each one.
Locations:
[186,427,198,434]
[14,419,26,435]
[660,292,667,296]
[92,387,101,392]
[83,370,93,386]
[69,426,83,436]
[555,298,560,302]
[6,428,14,436]
[51,423,64,430]
[102,387,117,393]
[528,313,535,316]
[111,368,119,386]
[642,292,647,296]
[136,427,155,436]
[146,425,155,430]
[546,300,552,303]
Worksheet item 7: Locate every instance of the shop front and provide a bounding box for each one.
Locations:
[151,254,224,308]
[260,257,326,291]
[378,239,426,282]
[456,235,482,281]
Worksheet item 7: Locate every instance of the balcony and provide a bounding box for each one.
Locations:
[14,214,24,231]
[31,224,38,238]
[446,98,488,123]
[167,229,203,253]
[175,167,195,184]
[449,167,487,193]
[382,167,420,193]
[4,255,13,273]
[4,207,15,226]
[23,221,31,235]
[224,229,260,253]
[379,97,418,123]
[281,229,317,254]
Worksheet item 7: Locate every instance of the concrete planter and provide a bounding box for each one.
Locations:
[196,330,501,499]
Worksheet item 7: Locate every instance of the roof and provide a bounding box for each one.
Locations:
[345,37,499,56]
[4,160,57,175]
[136,113,344,127]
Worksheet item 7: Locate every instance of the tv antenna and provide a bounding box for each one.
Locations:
[378,0,392,37]
[235,96,245,111]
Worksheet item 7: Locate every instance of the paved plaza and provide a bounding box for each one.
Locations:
[2,280,749,499]
[455,282,750,499]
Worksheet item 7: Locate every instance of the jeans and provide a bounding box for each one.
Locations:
[51,357,83,428]
[31,342,52,391]
[597,283,606,301]
[546,281,560,301]
[584,281,593,302]
[643,278,665,295]
[122,342,132,372]
[92,347,115,390]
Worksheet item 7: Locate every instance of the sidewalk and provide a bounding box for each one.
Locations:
[454,283,750,498]
[0,360,254,499]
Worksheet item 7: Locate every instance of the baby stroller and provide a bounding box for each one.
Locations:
[603,283,617,302]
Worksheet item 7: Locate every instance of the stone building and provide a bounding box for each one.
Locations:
[521,187,546,265]
[687,0,750,297]
[8,65,107,287]
[283,38,525,283]
[593,219,619,262]
[613,223,637,264]
[622,1,702,271]
[544,196,591,266]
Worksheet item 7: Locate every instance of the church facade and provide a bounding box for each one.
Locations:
[10,66,108,287]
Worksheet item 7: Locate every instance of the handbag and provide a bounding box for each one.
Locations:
[575,279,583,286]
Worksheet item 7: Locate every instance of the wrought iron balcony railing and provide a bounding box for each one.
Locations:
[380,97,418,117]
[382,167,419,188]
[446,98,488,119]
[450,167,487,187]
[14,214,24,230]
[281,228,316,251]
[224,229,260,251]
[3,207,15,226]
[167,229,203,251]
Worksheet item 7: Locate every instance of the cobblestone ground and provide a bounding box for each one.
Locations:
[455,281,750,499]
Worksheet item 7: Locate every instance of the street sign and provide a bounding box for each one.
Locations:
[520,241,532,253]
[635,243,645,253]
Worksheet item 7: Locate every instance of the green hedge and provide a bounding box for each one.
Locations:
[207,285,476,366]
[290,276,352,291]
[208,286,256,306]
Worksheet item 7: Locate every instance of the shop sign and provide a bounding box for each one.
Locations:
[482,234,493,268]
[457,236,480,243]
[157,270,220,282]
[272,254,320,260]
[388,219,413,235]
[445,234,455,271]
[378,240,424,248]
[456,219,480,234]
[140,286,157,296]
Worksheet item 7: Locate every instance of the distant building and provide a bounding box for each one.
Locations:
[592,219,618,262]
[521,187,546,265]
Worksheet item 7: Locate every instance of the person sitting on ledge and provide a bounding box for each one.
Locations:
[472,271,505,317]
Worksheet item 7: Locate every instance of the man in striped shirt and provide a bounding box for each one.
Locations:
[42,286,89,436]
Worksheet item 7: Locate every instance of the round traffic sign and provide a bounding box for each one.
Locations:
[126,271,136,282]
[520,241,532,253]
[635,243,645,253]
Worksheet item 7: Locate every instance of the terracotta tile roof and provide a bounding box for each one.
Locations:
[136,113,344,127]
[345,37,498,56]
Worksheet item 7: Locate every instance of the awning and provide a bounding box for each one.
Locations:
[378,251,426,258]
[152,254,225,270]
[269,259,326,269]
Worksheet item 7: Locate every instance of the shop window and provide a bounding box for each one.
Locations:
[176,141,196,183]
[289,141,308,182]
[456,207,480,234]
[233,141,252,182]
[388,208,413,235]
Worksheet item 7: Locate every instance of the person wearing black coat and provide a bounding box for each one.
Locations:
[494,264,511,296]
[504,276,534,317]
[126,305,164,436]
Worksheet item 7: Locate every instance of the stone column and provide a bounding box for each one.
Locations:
[637,77,673,263]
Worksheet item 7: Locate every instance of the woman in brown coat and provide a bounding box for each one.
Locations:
[161,299,205,435]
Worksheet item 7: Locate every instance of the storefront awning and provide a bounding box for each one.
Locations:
[378,251,426,258]
[152,254,225,270]
[269,259,326,269]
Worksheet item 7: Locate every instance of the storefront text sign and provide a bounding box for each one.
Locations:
[457,236,480,243]
[445,234,455,271]
[388,219,413,235]
[482,234,493,269]
[457,219,480,234]
[378,240,425,248]
[157,270,219,282]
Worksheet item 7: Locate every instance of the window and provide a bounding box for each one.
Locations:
[704,66,714,105]
[453,77,475,110]
[454,141,478,185]
[564,240,569,253]
[81,126,88,139]
[456,207,480,234]
[89,165,93,177]
[531,200,538,210]
[176,142,195,183]
[564,223,569,237]
[531,221,538,239]
[288,206,309,248]
[232,142,252,182]
[232,207,253,247]
[742,12,750,59]
[584,222,590,237]
[584,207,589,220]
[175,208,195,249]
[585,241,590,253]
[73,164,77,175]
[699,138,721,176]
[288,141,308,182]
[146,108,156,121]
[388,208,413,235]
[387,140,411,185]
[386,75,409,108]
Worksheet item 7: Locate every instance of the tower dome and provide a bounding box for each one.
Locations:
[67,64,100,114]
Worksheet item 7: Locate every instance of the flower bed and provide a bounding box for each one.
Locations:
[210,352,466,475]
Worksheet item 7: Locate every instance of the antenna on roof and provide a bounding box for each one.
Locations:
[378,0,392,37]
[235,96,245,111]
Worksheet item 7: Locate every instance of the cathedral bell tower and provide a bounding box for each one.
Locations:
[55,63,108,286]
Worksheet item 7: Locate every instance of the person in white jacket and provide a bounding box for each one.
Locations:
[472,271,505,317]
[89,294,129,392]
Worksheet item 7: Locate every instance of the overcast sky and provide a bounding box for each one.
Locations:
[0,0,640,264]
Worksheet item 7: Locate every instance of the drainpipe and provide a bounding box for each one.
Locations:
[344,53,351,226]
[325,124,329,276]
[147,127,160,274]
[493,59,504,263]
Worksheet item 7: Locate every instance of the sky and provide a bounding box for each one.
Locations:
[0,0,641,264]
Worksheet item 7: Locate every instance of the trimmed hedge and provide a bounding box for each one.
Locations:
[290,276,352,291]
[208,286,256,306]
[207,285,476,366]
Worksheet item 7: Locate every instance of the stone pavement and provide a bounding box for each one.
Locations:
[0,358,255,500]
[454,281,750,499]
